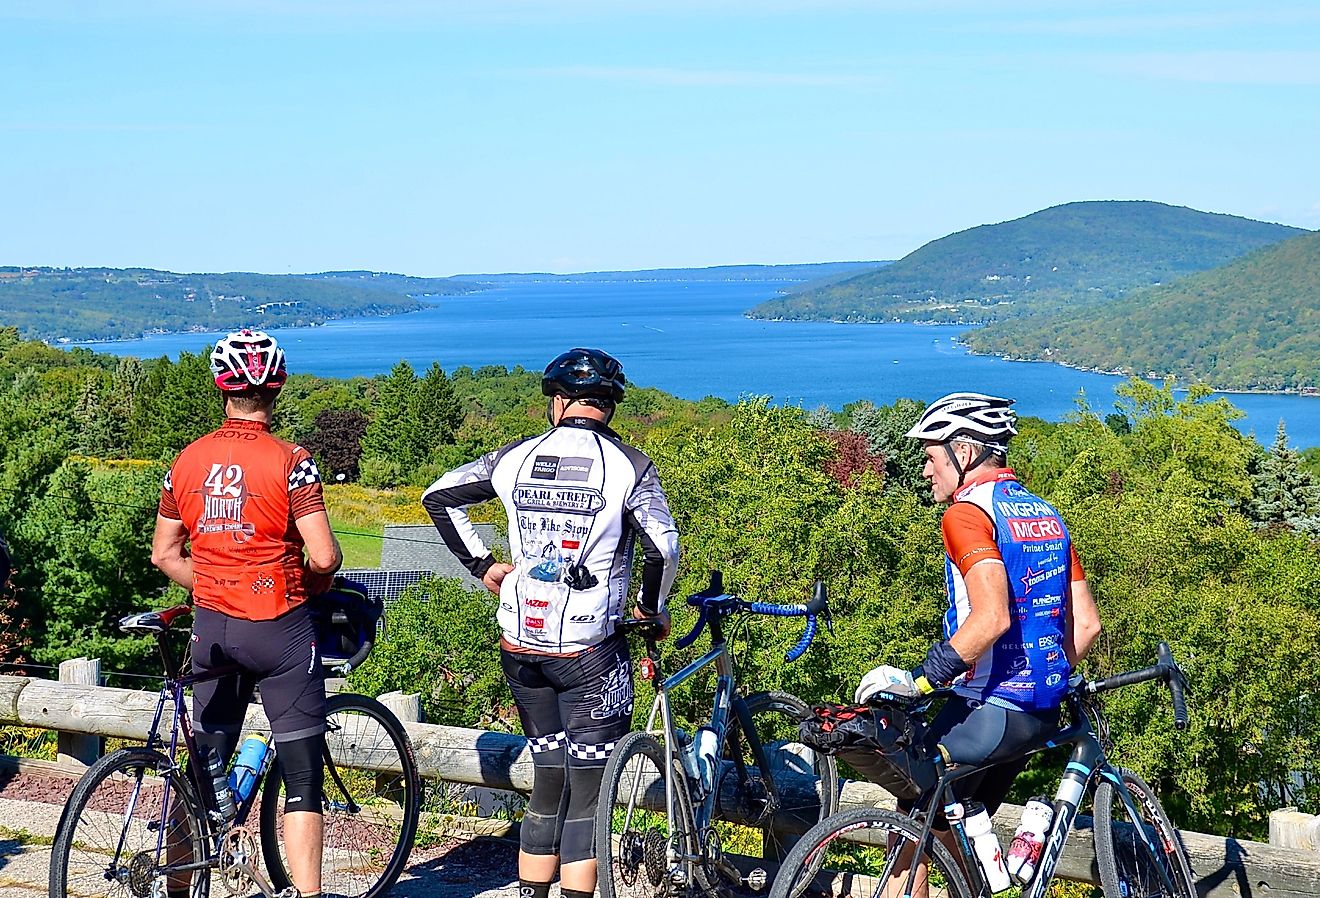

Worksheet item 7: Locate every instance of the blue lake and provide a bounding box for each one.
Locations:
[75,280,1320,448]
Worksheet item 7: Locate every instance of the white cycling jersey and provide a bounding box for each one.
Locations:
[422,417,680,654]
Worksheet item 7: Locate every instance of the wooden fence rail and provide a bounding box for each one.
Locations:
[1,673,1316,897]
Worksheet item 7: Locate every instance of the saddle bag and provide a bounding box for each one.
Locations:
[798,699,938,800]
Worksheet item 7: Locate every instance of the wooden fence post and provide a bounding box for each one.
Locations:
[379,691,423,724]
[1271,807,1320,851]
[57,658,103,767]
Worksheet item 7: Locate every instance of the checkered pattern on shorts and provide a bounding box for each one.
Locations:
[288,457,322,490]
[527,730,567,754]
[568,739,617,761]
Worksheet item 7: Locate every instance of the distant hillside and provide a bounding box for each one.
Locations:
[747,201,1305,324]
[963,230,1320,391]
[299,270,477,296]
[451,261,887,285]
[0,267,477,342]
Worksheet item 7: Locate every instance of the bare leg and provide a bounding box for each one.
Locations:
[284,811,324,895]
[882,831,930,898]
[520,849,559,884]
[560,858,597,893]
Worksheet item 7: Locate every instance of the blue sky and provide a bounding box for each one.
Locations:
[3,1,1318,275]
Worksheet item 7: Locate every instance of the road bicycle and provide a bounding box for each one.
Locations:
[596,572,839,898]
[49,602,421,898]
[769,642,1195,898]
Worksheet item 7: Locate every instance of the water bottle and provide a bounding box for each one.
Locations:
[228,733,272,802]
[1006,796,1054,884]
[695,726,719,794]
[964,801,1011,893]
[202,747,236,821]
[674,729,704,791]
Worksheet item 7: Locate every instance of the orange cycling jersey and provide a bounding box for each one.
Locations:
[159,418,326,620]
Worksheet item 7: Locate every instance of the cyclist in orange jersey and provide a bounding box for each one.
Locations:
[151,329,342,898]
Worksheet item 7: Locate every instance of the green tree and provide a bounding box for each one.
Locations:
[359,361,417,486]
[410,361,463,469]
[1247,421,1320,535]
[849,398,928,494]
[128,352,221,458]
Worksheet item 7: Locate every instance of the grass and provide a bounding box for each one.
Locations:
[324,484,432,569]
[331,518,385,569]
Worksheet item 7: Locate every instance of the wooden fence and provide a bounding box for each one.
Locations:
[2,669,1318,898]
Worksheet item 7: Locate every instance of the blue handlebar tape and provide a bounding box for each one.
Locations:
[785,615,818,662]
[749,602,808,617]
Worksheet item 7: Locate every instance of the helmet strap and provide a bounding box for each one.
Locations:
[945,440,996,489]
[942,442,969,489]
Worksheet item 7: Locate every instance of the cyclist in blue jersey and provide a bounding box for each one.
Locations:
[857,393,1102,891]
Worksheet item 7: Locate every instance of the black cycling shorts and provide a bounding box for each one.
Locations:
[502,634,633,766]
[892,691,1056,818]
[916,698,1059,816]
[191,604,327,743]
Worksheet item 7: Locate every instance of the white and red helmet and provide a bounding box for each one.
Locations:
[905,392,1017,449]
[210,329,287,392]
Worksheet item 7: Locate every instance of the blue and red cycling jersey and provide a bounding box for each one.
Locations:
[941,469,1086,711]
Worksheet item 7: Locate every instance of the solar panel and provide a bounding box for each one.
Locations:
[340,568,433,607]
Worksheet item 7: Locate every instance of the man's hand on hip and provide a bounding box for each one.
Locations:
[633,604,671,640]
[482,562,515,596]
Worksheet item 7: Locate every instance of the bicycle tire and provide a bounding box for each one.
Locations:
[259,692,421,898]
[722,690,839,860]
[768,805,971,898]
[1094,766,1197,898]
[50,746,211,898]
[596,731,707,898]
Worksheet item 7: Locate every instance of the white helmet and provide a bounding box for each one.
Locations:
[210,329,287,391]
[905,392,1017,449]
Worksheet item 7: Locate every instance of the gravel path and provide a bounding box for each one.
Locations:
[0,770,531,898]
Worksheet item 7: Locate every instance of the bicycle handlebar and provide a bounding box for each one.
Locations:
[1085,641,1189,730]
[673,571,830,662]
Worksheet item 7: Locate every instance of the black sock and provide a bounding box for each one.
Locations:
[562,888,592,898]
[520,880,552,898]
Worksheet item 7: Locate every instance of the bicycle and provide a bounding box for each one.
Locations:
[49,602,421,898]
[770,642,1195,898]
[596,572,839,898]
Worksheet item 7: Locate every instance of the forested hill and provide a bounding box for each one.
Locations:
[964,229,1320,391]
[297,270,479,296]
[747,201,1306,324]
[450,261,887,284]
[0,267,479,342]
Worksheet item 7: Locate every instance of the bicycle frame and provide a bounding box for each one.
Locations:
[127,621,281,892]
[634,611,786,876]
[901,691,1180,898]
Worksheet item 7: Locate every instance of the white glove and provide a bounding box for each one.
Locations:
[855,664,918,703]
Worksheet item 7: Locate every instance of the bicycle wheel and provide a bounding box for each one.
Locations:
[260,692,421,898]
[768,806,972,898]
[596,731,706,898]
[50,746,210,898]
[722,690,839,860]
[1094,767,1196,898]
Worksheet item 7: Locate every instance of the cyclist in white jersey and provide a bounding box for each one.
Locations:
[423,348,679,898]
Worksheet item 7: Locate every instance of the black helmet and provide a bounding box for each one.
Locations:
[542,348,626,402]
